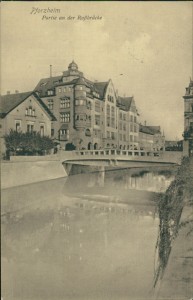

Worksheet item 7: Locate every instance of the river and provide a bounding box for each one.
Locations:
[1,166,177,300]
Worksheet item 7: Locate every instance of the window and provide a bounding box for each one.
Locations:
[130,124,133,132]
[60,129,69,137]
[119,112,122,120]
[40,125,45,137]
[15,120,21,132]
[87,101,91,110]
[75,99,85,106]
[130,135,133,142]
[25,107,36,116]
[111,118,115,128]
[130,115,133,122]
[58,88,62,93]
[51,129,54,137]
[75,114,86,121]
[60,112,70,123]
[47,90,54,96]
[60,98,70,108]
[134,125,137,132]
[95,102,100,112]
[48,99,53,110]
[107,116,110,127]
[134,116,137,123]
[123,114,126,121]
[106,104,110,115]
[107,131,110,138]
[111,106,115,117]
[95,115,100,126]
[63,87,67,92]
[111,132,116,140]
[27,124,34,133]
[123,124,126,131]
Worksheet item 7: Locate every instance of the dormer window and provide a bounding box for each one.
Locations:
[47,90,54,96]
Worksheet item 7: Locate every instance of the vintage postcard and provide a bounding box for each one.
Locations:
[1,1,193,300]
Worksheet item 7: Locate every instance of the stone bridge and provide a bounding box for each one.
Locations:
[58,149,182,175]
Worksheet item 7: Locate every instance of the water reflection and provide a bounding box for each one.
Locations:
[1,167,176,300]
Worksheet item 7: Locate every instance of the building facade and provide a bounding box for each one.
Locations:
[139,125,154,151]
[139,124,165,151]
[34,61,139,150]
[0,91,56,152]
[183,79,193,156]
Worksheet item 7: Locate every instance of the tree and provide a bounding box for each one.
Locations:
[4,130,54,156]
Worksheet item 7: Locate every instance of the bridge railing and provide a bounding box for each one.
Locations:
[69,149,162,157]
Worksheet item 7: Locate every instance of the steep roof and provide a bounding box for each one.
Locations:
[0,91,32,116]
[117,96,133,111]
[0,91,56,121]
[34,75,63,97]
[139,124,154,135]
[146,126,161,134]
[94,82,109,99]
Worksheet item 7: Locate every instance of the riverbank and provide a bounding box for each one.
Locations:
[1,156,67,189]
[154,156,193,299]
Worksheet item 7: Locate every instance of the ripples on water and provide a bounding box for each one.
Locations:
[1,167,175,300]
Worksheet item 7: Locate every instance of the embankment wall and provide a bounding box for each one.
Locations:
[1,156,67,189]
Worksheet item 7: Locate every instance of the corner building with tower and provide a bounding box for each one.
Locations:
[34,61,139,150]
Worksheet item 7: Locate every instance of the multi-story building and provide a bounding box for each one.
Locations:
[138,124,165,151]
[117,96,139,150]
[0,91,56,153]
[147,126,165,151]
[183,79,193,156]
[34,61,139,150]
[139,124,154,151]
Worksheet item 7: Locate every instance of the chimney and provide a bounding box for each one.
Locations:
[50,65,52,78]
[15,90,19,94]
[7,91,10,95]
[144,120,147,126]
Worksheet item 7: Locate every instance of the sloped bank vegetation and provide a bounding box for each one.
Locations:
[154,156,193,287]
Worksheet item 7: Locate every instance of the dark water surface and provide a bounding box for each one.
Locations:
[1,167,176,300]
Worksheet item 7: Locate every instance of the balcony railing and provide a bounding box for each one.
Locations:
[72,149,161,157]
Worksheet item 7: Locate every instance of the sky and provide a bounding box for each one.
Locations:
[1,1,192,140]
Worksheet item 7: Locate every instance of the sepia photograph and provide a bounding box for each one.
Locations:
[1,1,193,300]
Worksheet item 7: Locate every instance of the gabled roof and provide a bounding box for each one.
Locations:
[94,82,109,99]
[0,91,56,121]
[34,75,63,97]
[117,96,133,111]
[139,124,154,135]
[146,126,161,134]
[0,91,32,116]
